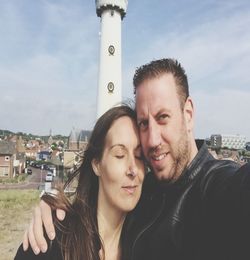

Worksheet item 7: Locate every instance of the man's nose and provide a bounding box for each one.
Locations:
[147,120,161,148]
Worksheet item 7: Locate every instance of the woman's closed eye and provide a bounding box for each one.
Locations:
[135,155,143,160]
[115,154,125,159]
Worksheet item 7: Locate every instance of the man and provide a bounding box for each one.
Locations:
[24,59,250,259]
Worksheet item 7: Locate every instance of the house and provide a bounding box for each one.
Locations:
[64,128,91,170]
[14,136,26,175]
[37,151,51,161]
[25,139,41,159]
[63,150,82,169]
[14,152,26,175]
[68,128,91,151]
[0,140,15,178]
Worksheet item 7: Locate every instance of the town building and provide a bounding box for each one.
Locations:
[211,134,246,150]
[0,140,15,178]
[64,128,91,169]
[68,128,91,151]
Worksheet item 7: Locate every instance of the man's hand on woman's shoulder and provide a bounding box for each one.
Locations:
[23,200,66,254]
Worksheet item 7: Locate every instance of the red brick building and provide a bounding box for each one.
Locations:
[0,140,15,178]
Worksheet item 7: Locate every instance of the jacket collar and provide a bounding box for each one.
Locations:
[181,143,213,183]
[159,142,214,192]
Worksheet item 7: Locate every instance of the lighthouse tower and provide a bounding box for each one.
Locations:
[95,0,128,118]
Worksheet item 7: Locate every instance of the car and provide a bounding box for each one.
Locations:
[43,164,49,170]
[27,168,32,175]
[45,172,53,182]
[48,166,56,176]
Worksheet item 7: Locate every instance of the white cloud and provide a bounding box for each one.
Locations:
[0,1,99,135]
[123,2,250,142]
[0,52,98,135]
[131,6,250,86]
[194,89,250,141]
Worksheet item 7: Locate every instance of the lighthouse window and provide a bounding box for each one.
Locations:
[107,82,114,93]
[108,45,115,55]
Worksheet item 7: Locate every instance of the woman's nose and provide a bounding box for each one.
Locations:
[126,159,137,177]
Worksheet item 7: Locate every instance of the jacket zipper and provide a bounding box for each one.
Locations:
[130,193,166,260]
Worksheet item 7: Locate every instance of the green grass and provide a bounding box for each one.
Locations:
[0,190,40,260]
[0,174,28,184]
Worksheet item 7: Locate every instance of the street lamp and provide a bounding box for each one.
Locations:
[40,164,44,184]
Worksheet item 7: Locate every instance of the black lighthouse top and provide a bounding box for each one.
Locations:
[95,0,128,19]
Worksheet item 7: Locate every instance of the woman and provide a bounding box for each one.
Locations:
[15,105,145,260]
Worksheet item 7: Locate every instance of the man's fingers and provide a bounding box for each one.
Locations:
[56,209,66,221]
[40,200,55,240]
[28,218,40,255]
[33,206,48,253]
[22,230,29,251]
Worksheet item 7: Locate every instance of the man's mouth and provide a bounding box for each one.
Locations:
[152,153,167,161]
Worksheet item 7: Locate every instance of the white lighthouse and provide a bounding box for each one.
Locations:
[95,0,128,118]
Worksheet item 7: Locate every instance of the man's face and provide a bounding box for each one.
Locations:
[135,73,193,182]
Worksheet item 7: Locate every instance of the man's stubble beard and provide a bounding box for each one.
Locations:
[162,120,190,184]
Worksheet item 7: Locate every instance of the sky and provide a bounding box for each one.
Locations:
[0,0,250,141]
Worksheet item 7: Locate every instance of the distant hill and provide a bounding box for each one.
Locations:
[0,129,93,147]
[0,129,69,142]
[0,129,14,136]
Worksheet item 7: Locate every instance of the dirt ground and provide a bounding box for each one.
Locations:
[0,189,40,260]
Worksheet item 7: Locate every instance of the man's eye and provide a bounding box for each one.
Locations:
[158,114,169,122]
[138,120,148,130]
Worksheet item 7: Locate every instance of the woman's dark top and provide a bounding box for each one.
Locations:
[15,238,63,260]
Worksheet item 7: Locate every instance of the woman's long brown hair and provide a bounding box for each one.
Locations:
[42,105,137,260]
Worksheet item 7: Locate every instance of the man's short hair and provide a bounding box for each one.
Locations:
[133,58,189,109]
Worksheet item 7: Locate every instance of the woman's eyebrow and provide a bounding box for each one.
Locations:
[110,144,126,150]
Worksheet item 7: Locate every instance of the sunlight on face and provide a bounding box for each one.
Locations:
[136,74,191,182]
[95,116,145,213]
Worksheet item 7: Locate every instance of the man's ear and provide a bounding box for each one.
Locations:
[184,97,194,132]
[91,159,101,176]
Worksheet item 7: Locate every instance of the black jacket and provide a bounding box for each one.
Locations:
[123,144,250,260]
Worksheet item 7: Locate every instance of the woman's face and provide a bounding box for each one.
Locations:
[92,116,145,214]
